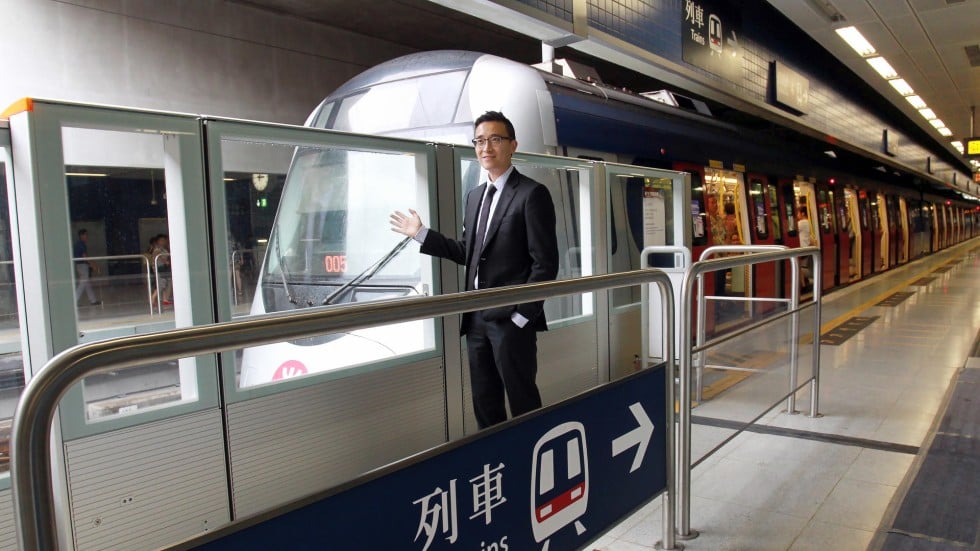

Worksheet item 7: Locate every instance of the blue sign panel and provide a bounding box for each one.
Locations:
[191,366,668,551]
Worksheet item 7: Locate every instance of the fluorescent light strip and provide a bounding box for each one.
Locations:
[938,127,952,136]
[836,26,877,57]
[889,78,915,96]
[919,108,937,120]
[952,141,964,151]
[65,172,108,177]
[929,118,946,129]
[906,95,927,109]
[867,56,898,79]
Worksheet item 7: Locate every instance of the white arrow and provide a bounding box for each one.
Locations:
[611,402,654,473]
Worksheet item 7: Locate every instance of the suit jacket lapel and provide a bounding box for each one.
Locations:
[465,183,486,258]
[483,170,519,249]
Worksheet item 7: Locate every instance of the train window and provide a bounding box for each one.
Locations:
[766,183,782,240]
[858,192,870,231]
[331,70,469,134]
[749,179,769,240]
[783,185,797,237]
[309,100,337,129]
[236,143,438,388]
[817,189,834,234]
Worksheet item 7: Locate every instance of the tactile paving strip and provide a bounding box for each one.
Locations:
[876,292,915,307]
[820,316,879,345]
[911,277,936,286]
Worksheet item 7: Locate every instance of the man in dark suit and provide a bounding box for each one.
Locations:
[390,111,559,428]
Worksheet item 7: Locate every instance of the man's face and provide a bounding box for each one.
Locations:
[474,121,517,177]
[706,194,718,213]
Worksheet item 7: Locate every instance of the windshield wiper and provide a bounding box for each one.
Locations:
[273,228,298,305]
[322,236,412,306]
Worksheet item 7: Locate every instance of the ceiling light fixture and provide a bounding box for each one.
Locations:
[866,56,898,79]
[929,118,946,129]
[952,141,964,152]
[905,95,927,109]
[938,127,953,136]
[65,172,108,177]
[919,108,937,120]
[888,79,915,96]
[836,26,877,57]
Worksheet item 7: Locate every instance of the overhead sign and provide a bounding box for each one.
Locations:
[188,366,669,550]
[682,0,743,84]
[965,136,980,158]
[771,61,810,114]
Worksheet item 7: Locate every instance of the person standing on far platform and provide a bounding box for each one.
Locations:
[73,228,101,306]
[798,205,814,290]
[389,111,559,429]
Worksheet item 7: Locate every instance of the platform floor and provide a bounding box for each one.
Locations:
[593,239,980,551]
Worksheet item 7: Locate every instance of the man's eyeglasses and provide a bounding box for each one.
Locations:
[471,135,513,148]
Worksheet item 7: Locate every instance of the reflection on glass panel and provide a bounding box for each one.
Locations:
[0,159,22,472]
[609,174,675,307]
[766,183,782,240]
[458,159,592,323]
[62,127,191,420]
[220,140,291,317]
[238,145,436,388]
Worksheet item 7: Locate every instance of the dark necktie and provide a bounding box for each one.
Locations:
[474,184,497,252]
[468,185,497,290]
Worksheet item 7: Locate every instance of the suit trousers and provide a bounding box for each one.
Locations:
[466,313,542,429]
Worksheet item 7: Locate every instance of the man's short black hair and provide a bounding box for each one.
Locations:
[798,205,808,216]
[78,228,88,238]
[474,111,515,140]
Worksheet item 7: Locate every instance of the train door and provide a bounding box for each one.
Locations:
[778,178,799,293]
[876,193,889,270]
[898,197,910,263]
[844,188,862,281]
[831,187,850,285]
[704,166,751,323]
[887,196,900,267]
[812,186,837,291]
[747,174,778,312]
[857,190,872,277]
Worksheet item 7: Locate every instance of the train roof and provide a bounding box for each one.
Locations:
[329,50,484,99]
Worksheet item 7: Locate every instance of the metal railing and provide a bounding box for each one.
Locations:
[76,254,156,315]
[152,252,171,313]
[695,245,790,401]
[12,269,678,551]
[675,246,821,539]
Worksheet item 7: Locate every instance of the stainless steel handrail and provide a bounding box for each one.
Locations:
[12,269,677,551]
[676,246,821,540]
[152,252,170,313]
[73,254,156,315]
[694,245,790,401]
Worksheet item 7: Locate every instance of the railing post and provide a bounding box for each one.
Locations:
[787,255,800,414]
[809,250,823,418]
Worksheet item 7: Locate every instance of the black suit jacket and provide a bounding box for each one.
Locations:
[421,168,559,334]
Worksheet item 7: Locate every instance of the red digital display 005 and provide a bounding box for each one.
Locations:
[323,254,347,273]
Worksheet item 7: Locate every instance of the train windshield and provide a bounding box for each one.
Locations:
[319,70,470,134]
[264,147,421,292]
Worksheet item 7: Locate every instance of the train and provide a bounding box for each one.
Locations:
[239,50,979,388]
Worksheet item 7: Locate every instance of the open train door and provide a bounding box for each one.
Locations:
[778,178,800,295]
[876,193,889,271]
[747,173,778,312]
[898,197,910,264]
[844,188,862,281]
[673,161,718,333]
[857,190,872,278]
[886,195,900,267]
[831,186,851,286]
[811,185,835,292]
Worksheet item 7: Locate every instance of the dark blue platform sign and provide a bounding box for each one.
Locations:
[193,366,668,551]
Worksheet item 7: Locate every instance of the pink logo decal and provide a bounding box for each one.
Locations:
[272,360,308,380]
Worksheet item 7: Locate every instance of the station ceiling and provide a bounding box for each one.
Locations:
[767,0,979,170]
[231,0,977,185]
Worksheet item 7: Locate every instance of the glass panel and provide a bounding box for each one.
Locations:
[858,191,870,230]
[458,157,592,322]
[817,189,834,234]
[608,170,675,307]
[62,127,191,421]
[237,142,437,388]
[0,156,22,473]
[691,172,707,247]
[783,184,798,237]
